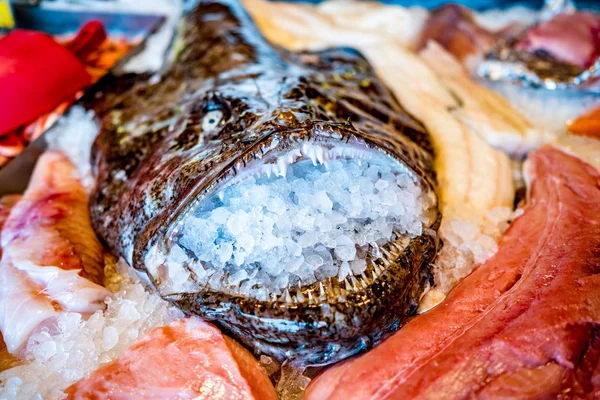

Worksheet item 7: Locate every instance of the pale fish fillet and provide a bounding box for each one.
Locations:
[65,318,277,400]
[360,41,514,221]
[243,0,428,51]
[0,151,110,355]
[419,41,544,156]
[244,0,514,222]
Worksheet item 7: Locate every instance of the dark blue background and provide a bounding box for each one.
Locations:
[274,0,599,11]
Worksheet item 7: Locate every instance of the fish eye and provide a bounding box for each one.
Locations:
[202,110,223,132]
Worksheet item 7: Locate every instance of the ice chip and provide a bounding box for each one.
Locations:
[350,259,367,275]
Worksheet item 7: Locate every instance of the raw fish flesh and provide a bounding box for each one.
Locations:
[89,0,439,364]
[0,196,21,371]
[516,12,600,70]
[65,317,277,400]
[307,146,600,399]
[0,151,110,355]
[418,4,496,65]
[481,11,600,89]
[419,42,542,156]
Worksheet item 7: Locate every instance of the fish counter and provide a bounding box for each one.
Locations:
[0,0,599,399]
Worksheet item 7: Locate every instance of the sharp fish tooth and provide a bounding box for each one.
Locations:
[373,263,383,274]
[344,278,352,291]
[372,270,378,280]
[350,276,359,291]
[319,282,326,298]
[360,273,369,286]
[393,242,404,252]
[284,289,292,303]
[381,247,393,259]
[277,158,288,178]
[296,291,305,303]
[316,147,325,165]
[379,257,392,267]
[307,289,315,304]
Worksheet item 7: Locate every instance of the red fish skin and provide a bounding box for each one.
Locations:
[0,30,91,136]
[65,318,277,400]
[306,146,600,400]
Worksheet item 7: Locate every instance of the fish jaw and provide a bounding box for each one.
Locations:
[137,126,439,365]
[90,0,439,365]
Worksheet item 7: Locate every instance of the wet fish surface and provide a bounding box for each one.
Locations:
[65,317,277,400]
[89,0,439,364]
[0,151,109,355]
[306,146,600,399]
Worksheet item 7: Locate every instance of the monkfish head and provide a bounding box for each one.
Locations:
[91,0,440,365]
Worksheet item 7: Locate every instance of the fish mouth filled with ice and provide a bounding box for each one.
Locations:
[90,0,439,364]
[166,143,429,300]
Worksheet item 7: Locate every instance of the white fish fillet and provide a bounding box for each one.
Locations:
[419,42,544,156]
[244,0,428,51]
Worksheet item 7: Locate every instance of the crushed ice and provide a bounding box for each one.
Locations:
[169,155,426,300]
[418,206,520,313]
[0,258,183,400]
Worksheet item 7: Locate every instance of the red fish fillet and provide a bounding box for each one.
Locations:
[0,151,110,355]
[516,12,600,69]
[65,318,277,400]
[418,4,496,63]
[307,145,600,399]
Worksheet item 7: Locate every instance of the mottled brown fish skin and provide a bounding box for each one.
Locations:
[90,0,440,364]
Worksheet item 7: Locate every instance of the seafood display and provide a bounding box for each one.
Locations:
[0,151,109,355]
[1,0,600,399]
[307,145,600,399]
[481,11,600,89]
[66,318,276,400]
[89,0,439,365]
